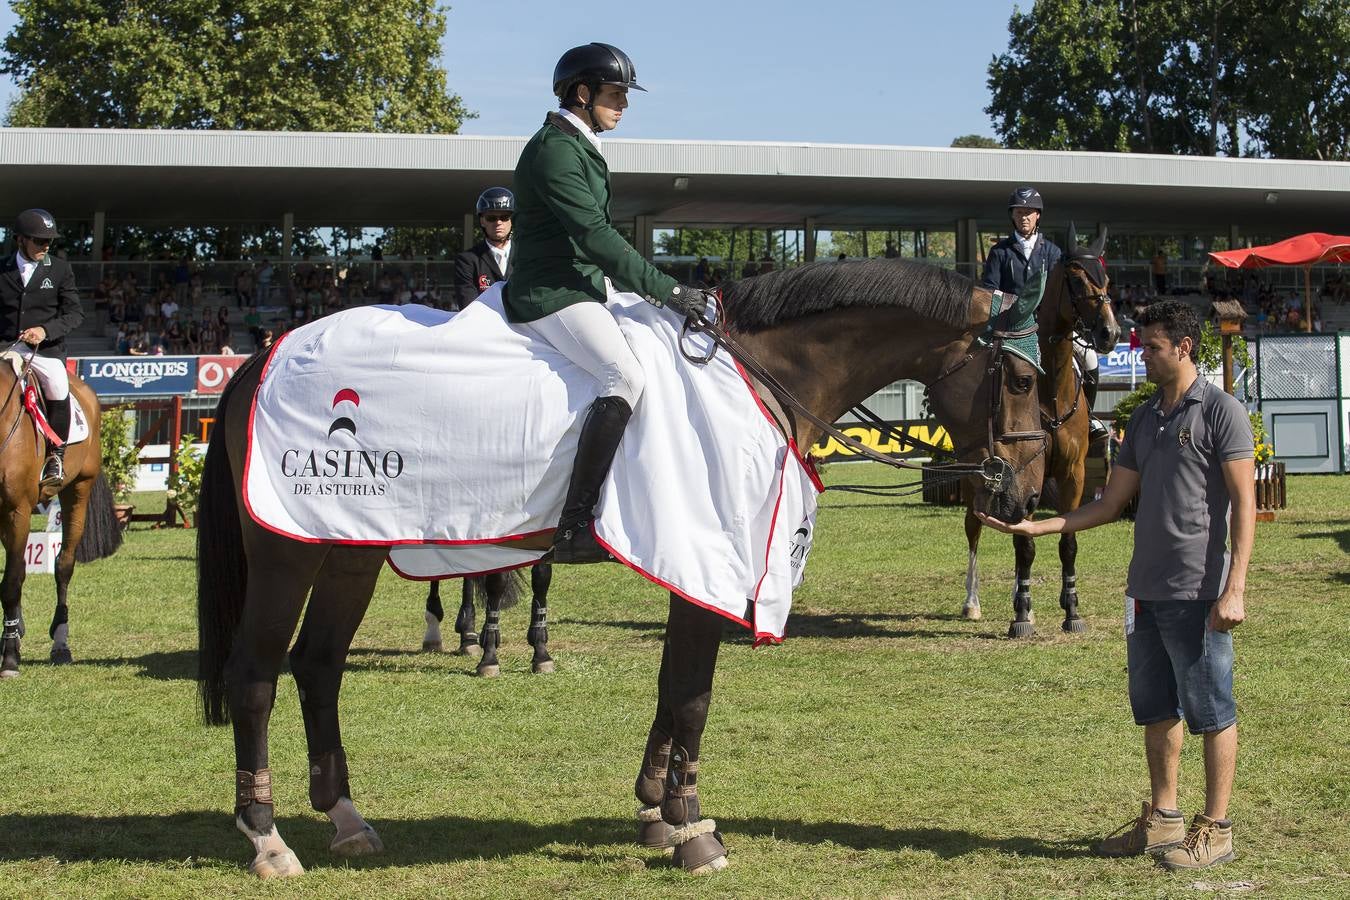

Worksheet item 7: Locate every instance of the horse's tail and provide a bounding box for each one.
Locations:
[74,472,123,563]
[465,569,525,611]
[196,366,253,726]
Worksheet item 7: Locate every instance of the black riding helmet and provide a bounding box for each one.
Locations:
[16,208,59,240]
[553,42,646,111]
[476,187,515,215]
[1007,186,1044,212]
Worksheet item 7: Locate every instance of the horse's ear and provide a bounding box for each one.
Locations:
[1067,222,1079,254]
[1091,226,1109,257]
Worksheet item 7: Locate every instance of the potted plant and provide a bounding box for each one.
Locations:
[100,405,140,527]
[166,434,205,527]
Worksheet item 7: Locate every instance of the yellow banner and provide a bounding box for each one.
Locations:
[809,421,952,462]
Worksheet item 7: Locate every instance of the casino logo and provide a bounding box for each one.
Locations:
[788,523,812,573]
[279,387,407,497]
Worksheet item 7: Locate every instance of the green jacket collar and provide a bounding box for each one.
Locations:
[545,112,606,166]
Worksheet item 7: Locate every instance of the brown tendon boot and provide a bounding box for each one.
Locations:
[1096,800,1187,857]
[1158,815,1234,871]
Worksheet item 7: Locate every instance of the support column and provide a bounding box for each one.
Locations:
[282,212,294,261]
[463,214,476,251]
[91,210,106,266]
[804,217,817,263]
[633,215,653,260]
[1228,224,1241,249]
[955,217,978,280]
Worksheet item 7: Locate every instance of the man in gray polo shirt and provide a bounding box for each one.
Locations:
[980,300,1254,871]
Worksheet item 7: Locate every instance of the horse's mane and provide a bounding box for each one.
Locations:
[719,257,974,332]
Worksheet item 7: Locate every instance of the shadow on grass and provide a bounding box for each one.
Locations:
[1299,528,1350,553]
[0,810,1091,867]
[76,647,488,681]
[80,649,196,680]
[567,612,991,642]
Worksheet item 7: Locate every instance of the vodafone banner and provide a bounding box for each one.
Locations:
[196,354,245,394]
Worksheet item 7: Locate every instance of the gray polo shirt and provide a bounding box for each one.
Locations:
[1116,377,1253,602]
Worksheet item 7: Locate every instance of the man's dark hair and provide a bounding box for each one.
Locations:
[1138,299,1202,362]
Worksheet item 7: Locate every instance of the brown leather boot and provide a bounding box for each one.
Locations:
[1095,801,1187,857]
[1158,814,1235,870]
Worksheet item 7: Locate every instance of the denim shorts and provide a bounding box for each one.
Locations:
[1126,598,1236,734]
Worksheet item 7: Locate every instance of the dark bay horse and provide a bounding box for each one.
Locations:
[961,228,1121,636]
[0,363,122,677]
[196,258,1047,878]
[419,566,553,677]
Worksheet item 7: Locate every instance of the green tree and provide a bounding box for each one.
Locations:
[950,134,1002,149]
[2,0,471,133]
[985,0,1348,161]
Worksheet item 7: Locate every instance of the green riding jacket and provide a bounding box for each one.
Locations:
[506,112,679,323]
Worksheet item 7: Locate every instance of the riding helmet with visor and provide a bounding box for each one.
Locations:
[1007,186,1044,212]
[552,42,646,107]
[16,208,59,240]
[476,187,515,216]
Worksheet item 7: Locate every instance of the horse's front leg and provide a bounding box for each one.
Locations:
[526,563,554,674]
[50,477,93,665]
[1058,462,1087,633]
[638,593,728,873]
[962,505,983,621]
[1,507,31,677]
[1008,533,1036,638]
[475,572,506,677]
[421,579,444,652]
[454,578,480,656]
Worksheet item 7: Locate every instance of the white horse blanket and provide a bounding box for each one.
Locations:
[243,287,821,643]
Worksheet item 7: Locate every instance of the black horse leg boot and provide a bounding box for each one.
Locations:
[40,396,70,489]
[1083,367,1108,442]
[553,396,632,564]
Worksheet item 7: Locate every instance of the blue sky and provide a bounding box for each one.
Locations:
[0,1,1021,145]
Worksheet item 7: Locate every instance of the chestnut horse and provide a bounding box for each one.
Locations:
[196,258,1046,878]
[0,362,122,677]
[961,228,1121,636]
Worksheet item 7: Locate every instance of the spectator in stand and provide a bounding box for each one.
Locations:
[837,252,847,262]
[92,276,111,330]
[173,256,191,306]
[128,327,150,355]
[200,313,218,355]
[216,303,231,345]
[884,239,899,259]
[1151,249,1168,295]
[233,266,253,308]
[694,256,710,286]
[759,255,775,275]
[370,242,384,262]
[161,293,179,324]
[115,325,131,355]
[189,269,204,306]
[142,295,159,330]
[165,315,184,354]
[244,307,264,348]
[260,328,275,350]
[186,316,202,354]
[109,293,126,326]
[255,259,274,305]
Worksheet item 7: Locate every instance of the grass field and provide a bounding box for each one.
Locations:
[0,469,1347,899]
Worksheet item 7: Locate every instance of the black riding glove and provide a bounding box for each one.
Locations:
[654,284,711,320]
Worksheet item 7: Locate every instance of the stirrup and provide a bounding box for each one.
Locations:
[552,519,613,564]
[39,455,64,488]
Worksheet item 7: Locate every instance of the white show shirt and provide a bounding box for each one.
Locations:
[1014,231,1039,259]
[489,239,511,275]
[559,109,602,150]
[16,251,37,287]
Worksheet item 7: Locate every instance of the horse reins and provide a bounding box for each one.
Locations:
[0,347,36,458]
[1042,259,1110,432]
[680,293,1048,495]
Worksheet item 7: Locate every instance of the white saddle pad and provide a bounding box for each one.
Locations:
[243,287,821,643]
[0,350,91,445]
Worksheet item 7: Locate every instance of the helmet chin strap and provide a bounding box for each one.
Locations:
[578,82,604,134]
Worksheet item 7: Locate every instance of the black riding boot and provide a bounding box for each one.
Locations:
[40,397,70,488]
[553,396,633,564]
[1082,367,1108,443]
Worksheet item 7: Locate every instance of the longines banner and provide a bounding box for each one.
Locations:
[810,419,953,463]
[80,356,198,395]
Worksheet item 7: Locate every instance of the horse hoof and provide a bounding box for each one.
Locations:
[249,848,305,879]
[421,640,443,653]
[532,660,555,675]
[0,668,18,679]
[452,642,480,657]
[331,825,384,857]
[671,824,728,874]
[476,663,500,678]
[962,605,982,621]
[637,805,674,850]
[1062,617,1088,634]
[1007,620,1036,639]
[51,646,73,665]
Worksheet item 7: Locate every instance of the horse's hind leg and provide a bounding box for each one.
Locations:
[289,546,388,858]
[475,572,507,677]
[453,578,480,656]
[527,563,554,674]
[1,505,33,677]
[422,580,444,652]
[49,477,93,664]
[641,593,728,873]
[1008,534,1036,638]
[230,537,327,879]
[962,506,983,621]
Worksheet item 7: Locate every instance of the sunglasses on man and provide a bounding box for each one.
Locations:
[482,214,512,223]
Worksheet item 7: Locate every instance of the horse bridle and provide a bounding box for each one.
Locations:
[681,294,1047,495]
[1043,258,1111,431]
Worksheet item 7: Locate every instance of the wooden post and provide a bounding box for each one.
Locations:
[1222,332,1234,395]
[1303,266,1313,332]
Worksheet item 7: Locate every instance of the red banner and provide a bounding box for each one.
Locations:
[196,354,245,394]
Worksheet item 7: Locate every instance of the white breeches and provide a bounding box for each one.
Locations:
[14,346,70,401]
[522,300,646,408]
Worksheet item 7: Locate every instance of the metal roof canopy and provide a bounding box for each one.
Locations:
[1,128,1347,232]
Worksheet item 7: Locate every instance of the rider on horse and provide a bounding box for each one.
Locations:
[0,209,83,489]
[454,187,516,311]
[507,42,710,563]
[983,186,1106,442]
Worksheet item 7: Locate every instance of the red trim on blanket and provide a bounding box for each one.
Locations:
[753,633,784,647]
[593,527,754,632]
[241,332,554,548]
[731,359,824,495]
[749,453,788,615]
[385,555,541,581]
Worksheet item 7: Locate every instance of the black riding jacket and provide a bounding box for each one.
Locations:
[981,233,1062,297]
[452,240,513,310]
[0,253,84,360]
